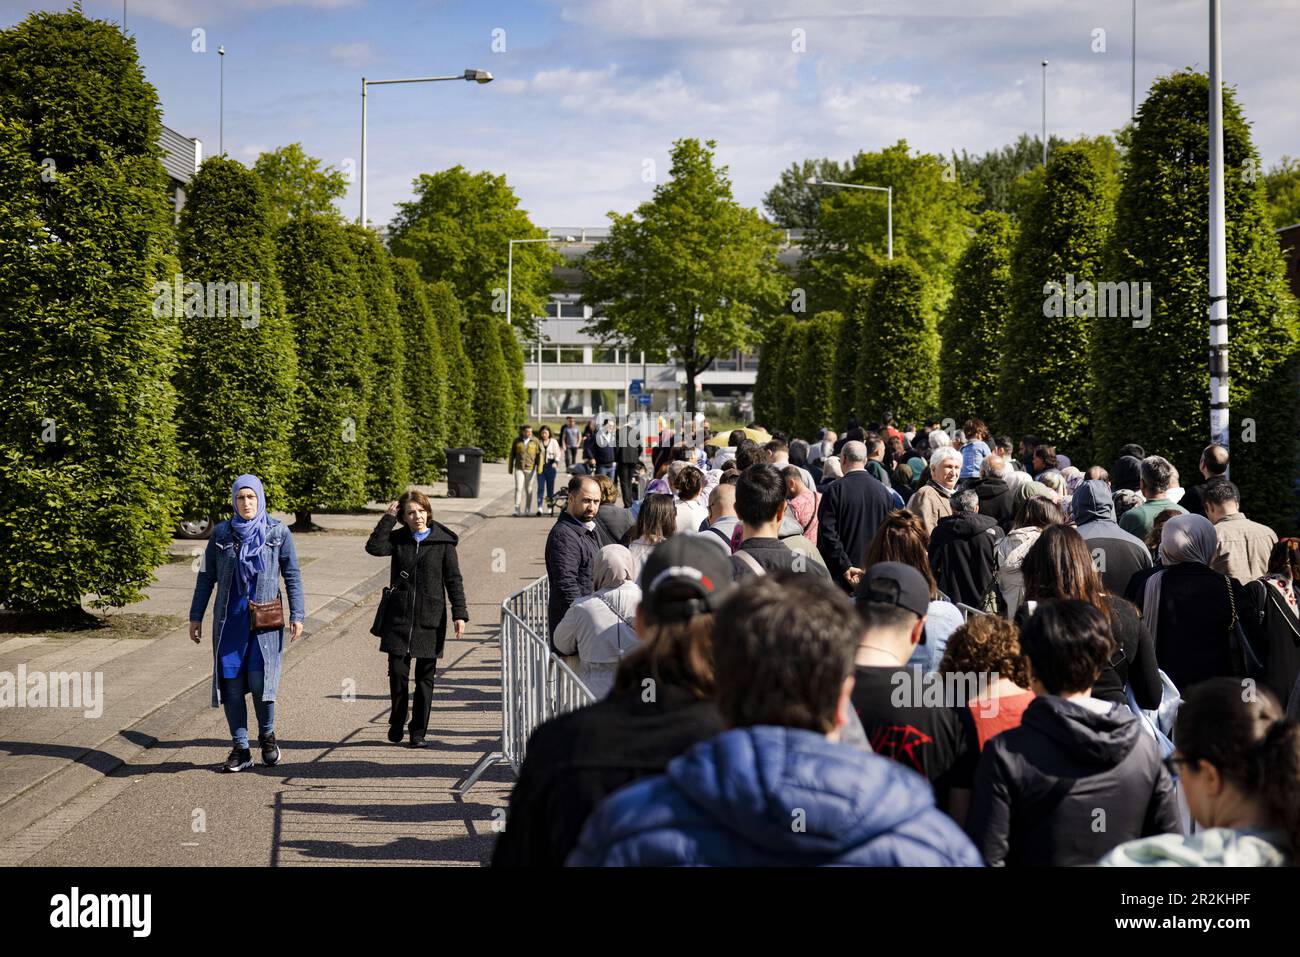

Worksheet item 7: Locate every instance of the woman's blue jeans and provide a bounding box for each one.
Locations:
[539,465,557,505]
[221,671,274,750]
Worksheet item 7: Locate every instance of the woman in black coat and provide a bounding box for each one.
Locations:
[365,490,469,748]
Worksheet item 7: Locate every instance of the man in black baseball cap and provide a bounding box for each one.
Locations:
[638,534,737,624]
[849,562,978,813]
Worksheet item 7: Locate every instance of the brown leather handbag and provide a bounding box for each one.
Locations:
[250,593,285,631]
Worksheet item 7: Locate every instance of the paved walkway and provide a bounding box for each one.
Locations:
[0,466,555,865]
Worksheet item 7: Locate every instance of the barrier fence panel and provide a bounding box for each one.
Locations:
[455,575,595,796]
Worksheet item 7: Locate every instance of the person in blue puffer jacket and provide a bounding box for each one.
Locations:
[567,574,983,867]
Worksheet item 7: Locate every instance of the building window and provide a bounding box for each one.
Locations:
[592,347,618,364]
[558,347,585,363]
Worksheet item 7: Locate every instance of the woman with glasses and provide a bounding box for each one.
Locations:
[1102,678,1299,866]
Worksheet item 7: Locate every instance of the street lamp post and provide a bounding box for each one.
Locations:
[218,46,225,156]
[1131,0,1138,119]
[509,236,571,419]
[358,69,492,227]
[1208,0,1230,467]
[806,177,892,259]
[1042,60,1049,166]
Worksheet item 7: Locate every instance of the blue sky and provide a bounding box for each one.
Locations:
[5,1,1298,229]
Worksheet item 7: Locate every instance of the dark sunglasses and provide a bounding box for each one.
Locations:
[1163,754,1196,779]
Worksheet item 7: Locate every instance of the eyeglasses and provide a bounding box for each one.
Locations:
[1163,754,1195,779]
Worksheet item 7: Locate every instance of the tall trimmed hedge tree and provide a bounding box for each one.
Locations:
[752,315,790,429]
[1093,72,1300,530]
[0,11,180,614]
[276,218,371,526]
[175,156,297,518]
[427,279,476,448]
[463,313,513,459]
[832,302,867,428]
[345,225,409,501]
[795,311,845,440]
[858,258,939,425]
[940,211,1015,424]
[498,322,529,426]
[391,257,449,483]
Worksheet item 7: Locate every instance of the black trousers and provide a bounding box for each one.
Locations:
[616,460,638,508]
[388,653,437,739]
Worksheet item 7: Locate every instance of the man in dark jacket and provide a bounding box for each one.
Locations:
[816,440,893,592]
[732,464,829,580]
[928,490,1004,607]
[966,601,1180,866]
[568,574,982,866]
[492,535,733,866]
[545,475,603,641]
[972,453,1015,529]
[1072,478,1151,596]
[1181,443,1229,518]
[583,419,617,478]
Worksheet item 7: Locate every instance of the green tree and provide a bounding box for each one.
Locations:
[0,10,180,615]
[805,140,980,320]
[276,217,370,526]
[1263,156,1300,229]
[751,316,787,428]
[772,320,808,434]
[939,211,1015,425]
[251,143,348,232]
[858,258,939,425]
[1093,71,1300,530]
[954,134,1065,216]
[584,138,786,420]
[762,157,847,228]
[794,311,845,439]
[391,257,449,483]
[388,166,558,329]
[427,279,476,448]
[463,313,513,459]
[175,156,298,520]
[345,225,409,501]
[497,321,528,425]
[998,144,1117,453]
[831,294,868,427]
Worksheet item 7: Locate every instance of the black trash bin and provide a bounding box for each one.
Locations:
[444,447,484,498]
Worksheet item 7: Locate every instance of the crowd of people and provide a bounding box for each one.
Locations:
[493,413,1300,867]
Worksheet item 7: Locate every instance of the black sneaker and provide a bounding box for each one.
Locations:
[258,733,281,767]
[387,725,404,744]
[409,735,427,749]
[223,747,253,772]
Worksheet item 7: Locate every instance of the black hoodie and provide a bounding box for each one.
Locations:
[928,511,1004,607]
[1072,479,1152,597]
[966,695,1179,866]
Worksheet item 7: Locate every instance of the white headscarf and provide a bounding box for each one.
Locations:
[594,544,637,591]
[1141,513,1218,639]
[822,455,844,480]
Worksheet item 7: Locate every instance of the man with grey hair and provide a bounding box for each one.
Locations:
[907,445,962,538]
[928,488,1004,607]
[1119,455,1187,539]
[816,440,893,593]
[972,451,1015,529]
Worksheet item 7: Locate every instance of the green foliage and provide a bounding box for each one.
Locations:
[762,157,847,228]
[1263,156,1300,229]
[805,140,980,320]
[463,313,513,459]
[832,304,866,428]
[858,258,939,425]
[391,257,449,483]
[584,138,786,418]
[251,144,347,233]
[751,316,784,429]
[426,279,476,448]
[276,217,370,517]
[497,322,528,425]
[998,143,1116,452]
[939,211,1015,425]
[773,320,808,435]
[175,156,298,519]
[1093,71,1300,531]
[345,225,409,501]
[388,166,557,329]
[954,134,1063,216]
[794,311,845,439]
[0,9,180,612]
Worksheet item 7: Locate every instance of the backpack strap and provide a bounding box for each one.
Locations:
[734,549,766,576]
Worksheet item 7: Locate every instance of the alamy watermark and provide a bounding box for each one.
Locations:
[151,275,261,328]
[890,666,1002,717]
[0,666,103,718]
[1042,273,1151,328]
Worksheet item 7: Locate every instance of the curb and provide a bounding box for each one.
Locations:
[0,488,516,858]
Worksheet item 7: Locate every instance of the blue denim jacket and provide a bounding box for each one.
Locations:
[190,518,306,707]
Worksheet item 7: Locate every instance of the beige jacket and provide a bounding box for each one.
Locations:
[906,481,954,537]
[1211,512,1277,583]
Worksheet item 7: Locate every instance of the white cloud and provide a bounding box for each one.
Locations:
[327,41,375,69]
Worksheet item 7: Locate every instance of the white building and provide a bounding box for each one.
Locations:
[158,124,202,222]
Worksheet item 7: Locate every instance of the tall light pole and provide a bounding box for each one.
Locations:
[806,177,892,259]
[1131,0,1138,119]
[509,236,571,418]
[1208,0,1230,467]
[218,46,225,156]
[359,69,492,227]
[1041,60,1049,166]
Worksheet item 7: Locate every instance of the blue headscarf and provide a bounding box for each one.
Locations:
[229,474,269,590]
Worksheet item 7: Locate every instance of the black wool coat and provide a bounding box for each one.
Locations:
[365,514,470,659]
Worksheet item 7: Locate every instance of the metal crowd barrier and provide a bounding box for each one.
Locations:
[454,575,596,795]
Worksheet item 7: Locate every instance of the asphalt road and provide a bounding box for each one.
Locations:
[19,513,554,867]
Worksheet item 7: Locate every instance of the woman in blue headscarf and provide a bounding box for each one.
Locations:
[189,475,306,772]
